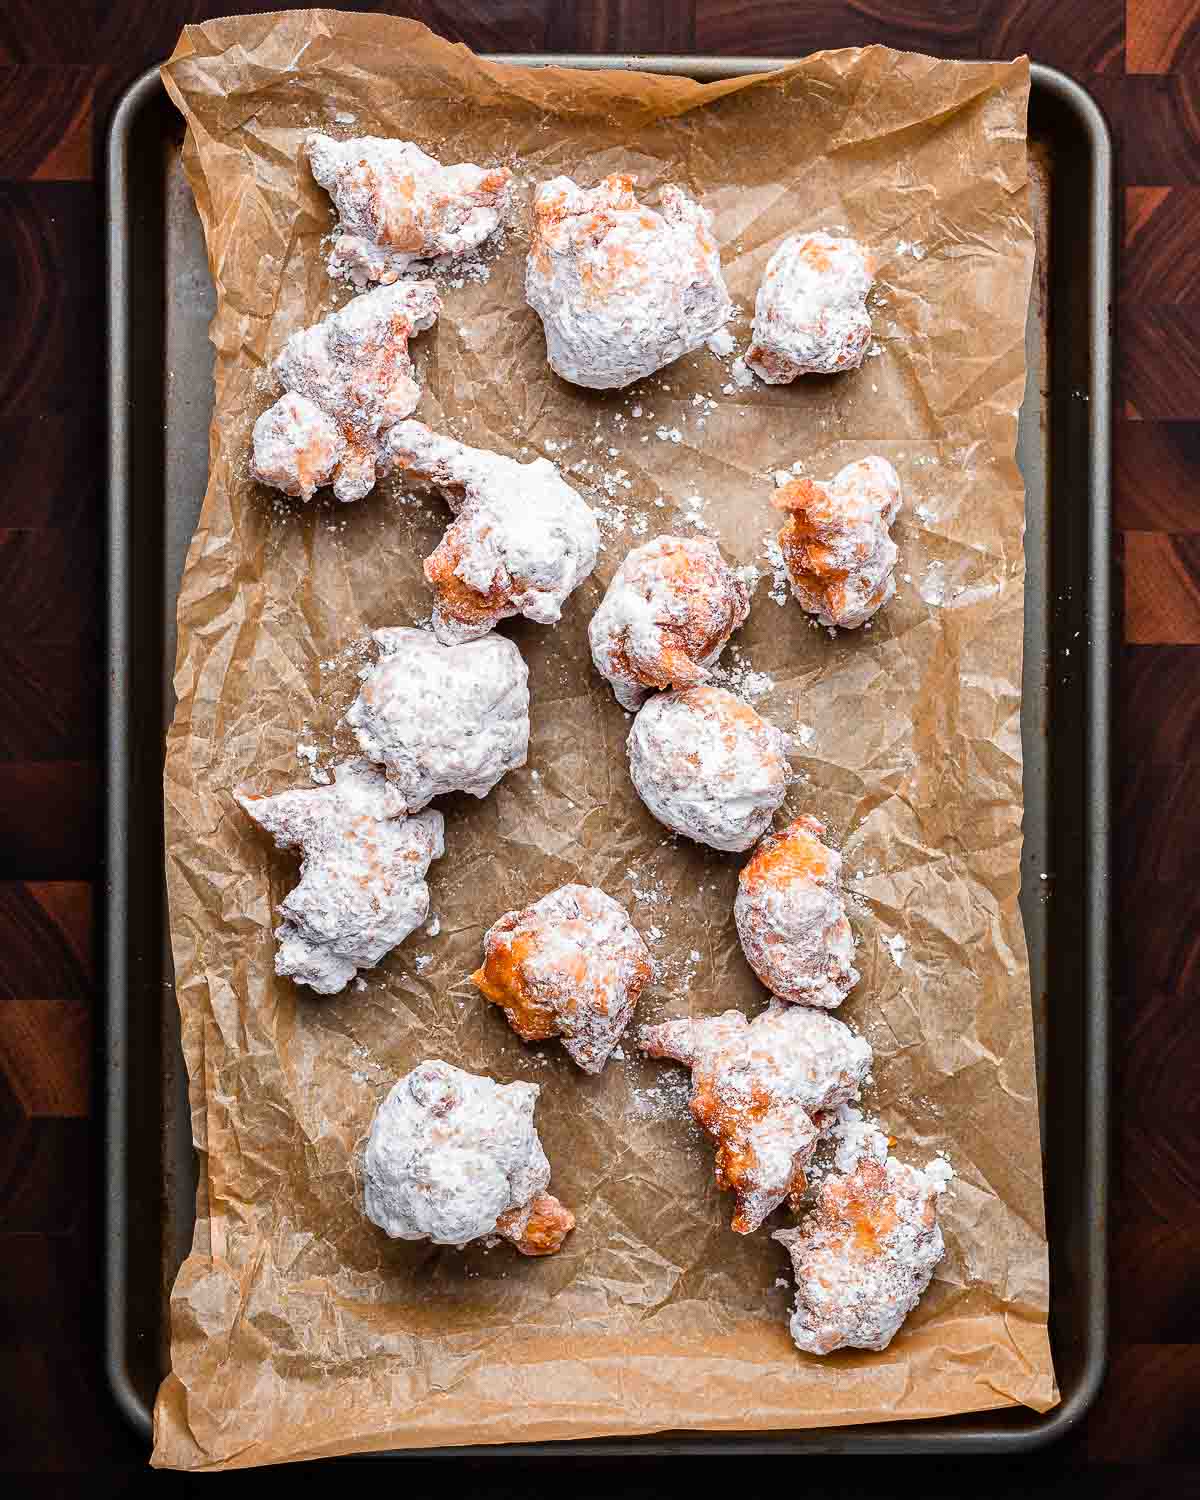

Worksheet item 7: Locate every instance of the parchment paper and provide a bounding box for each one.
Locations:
[153,10,1055,1469]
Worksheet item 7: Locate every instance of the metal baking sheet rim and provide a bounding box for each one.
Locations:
[105,55,1111,1457]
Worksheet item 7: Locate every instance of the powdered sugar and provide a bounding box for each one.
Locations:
[735,815,860,1008]
[307,135,512,287]
[746,232,875,383]
[526,174,732,390]
[882,931,907,968]
[828,1103,889,1174]
[589,534,750,710]
[472,884,652,1073]
[235,758,444,995]
[346,627,529,810]
[627,685,789,852]
[362,1060,572,1253]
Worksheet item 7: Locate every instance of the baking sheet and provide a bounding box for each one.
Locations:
[150,10,1055,1469]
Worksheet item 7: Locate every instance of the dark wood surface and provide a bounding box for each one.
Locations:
[0,1,1195,1489]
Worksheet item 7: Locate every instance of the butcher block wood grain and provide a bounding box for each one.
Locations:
[0,0,1194,1486]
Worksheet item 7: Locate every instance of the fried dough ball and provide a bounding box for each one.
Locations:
[473,884,652,1074]
[639,1000,873,1233]
[362,1060,574,1255]
[345,627,529,811]
[735,816,859,1009]
[250,280,441,503]
[745,232,875,383]
[627,685,789,852]
[773,1154,951,1353]
[589,535,751,711]
[307,135,512,287]
[235,758,444,995]
[383,421,599,645]
[526,173,732,389]
[773,456,902,629]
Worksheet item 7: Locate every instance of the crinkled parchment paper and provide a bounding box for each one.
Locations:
[153,10,1055,1469]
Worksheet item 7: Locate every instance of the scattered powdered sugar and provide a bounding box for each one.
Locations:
[894,239,928,261]
[629,1067,692,1121]
[829,1104,890,1174]
[709,645,775,704]
[413,952,434,974]
[296,742,319,765]
[924,1155,954,1193]
[426,915,441,937]
[762,534,791,606]
[795,723,815,747]
[729,357,755,389]
[706,327,736,357]
[882,932,907,968]
[919,561,946,606]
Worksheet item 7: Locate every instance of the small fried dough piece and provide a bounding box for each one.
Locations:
[250,280,441,503]
[627,685,789,852]
[589,535,751,711]
[639,1000,872,1233]
[473,884,652,1074]
[526,173,732,390]
[773,1154,951,1354]
[773,456,902,629]
[307,135,512,287]
[383,420,599,645]
[746,232,875,383]
[235,758,444,995]
[735,816,859,1009]
[362,1060,574,1254]
[345,627,529,811]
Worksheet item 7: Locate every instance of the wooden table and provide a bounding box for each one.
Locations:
[0,2,1195,1486]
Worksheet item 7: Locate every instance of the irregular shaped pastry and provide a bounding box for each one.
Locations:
[362,1060,574,1254]
[473,884,652,1073]
[307,135,513,287]
[251,280,441,503]
[589,535,751,711]
[526,173,732,390]
[735,815,859,1009]
[235,758,444,995]
[640,1000,872,1233]
[249,392,346,502]
[346,627,528,811]
[383,421,599,644]
[627,685,788,852]
[773,1154,951,1354]
[773,456,902,629]
[745,232,875,383]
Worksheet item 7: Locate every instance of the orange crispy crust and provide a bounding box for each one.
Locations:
[422,532,511,635]
[496,1193,576,1256]
[739,816,833,896]
[472,909,652,1047]
[471,926,560,1042]
[812,1157,928,1260]
[689,1081,808,1234]
[362,163,511,251]
[772,478,887,623]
